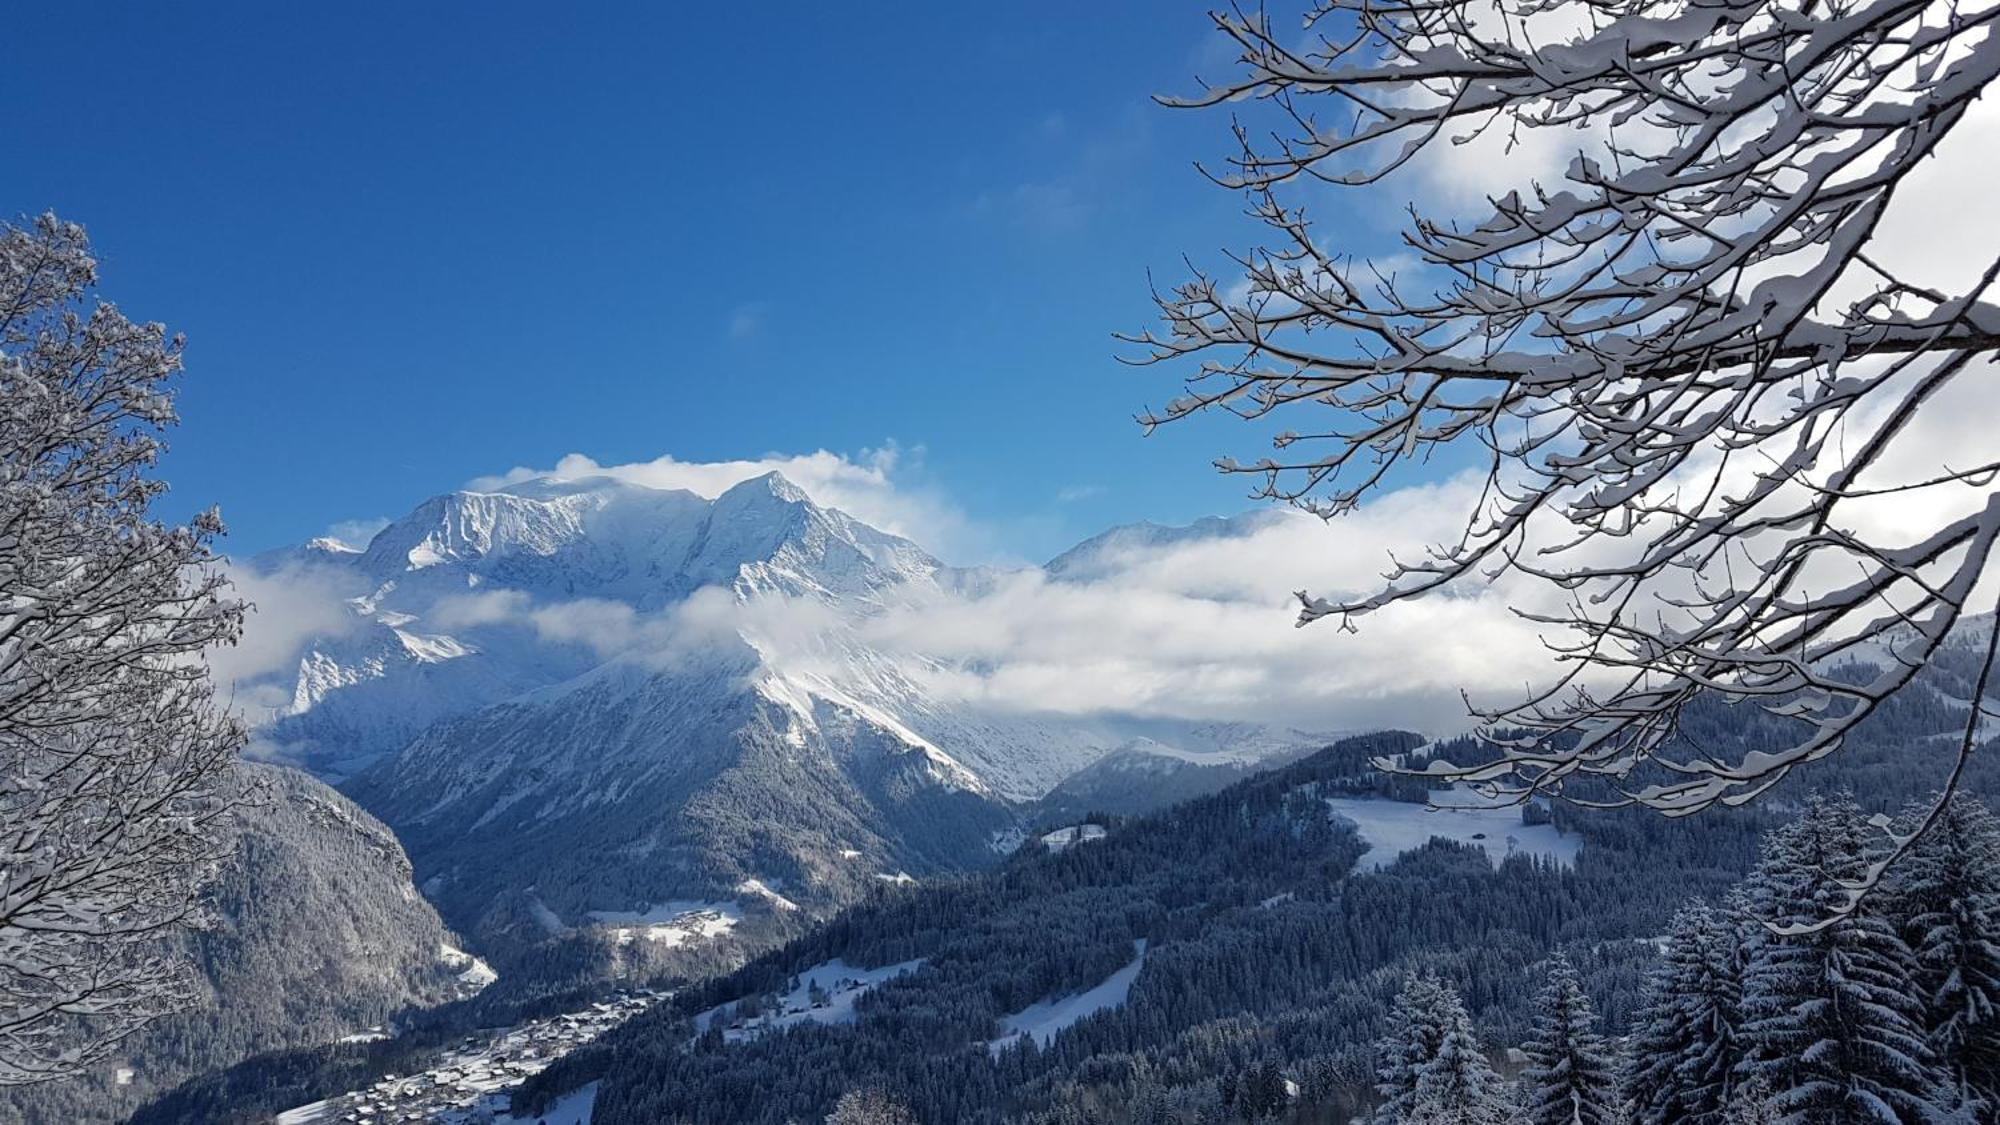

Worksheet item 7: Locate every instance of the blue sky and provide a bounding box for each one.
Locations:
[2,3,1416,562]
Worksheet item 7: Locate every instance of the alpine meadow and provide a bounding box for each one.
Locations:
[4,2,2000,1123]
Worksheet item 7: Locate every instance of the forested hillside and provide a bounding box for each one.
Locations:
[0,765,471,1124]
[506,733,1727,1122]
[514,674,2000,1125]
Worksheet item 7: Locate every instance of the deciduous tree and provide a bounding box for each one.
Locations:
[0,214,245,1083]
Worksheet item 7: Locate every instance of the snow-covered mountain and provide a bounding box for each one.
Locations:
[1042,511,1286,581]
[240,473,1337,948]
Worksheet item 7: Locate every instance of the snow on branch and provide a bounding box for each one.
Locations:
[0,214,247,1084]
[1129,0,2000,814]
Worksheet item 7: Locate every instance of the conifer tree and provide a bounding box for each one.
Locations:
[1887,794,2000,1115]
[1243,1060,1288,1119]
[1410,1013,1514,1125]
[1522,953,1618,1125]
[1376,972,1513,1124]
[1376,973,1456,1124]
[1625,900,1744,1124]
[1735,794,1949,1122]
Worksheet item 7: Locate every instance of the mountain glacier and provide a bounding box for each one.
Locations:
[239,472,1335,948]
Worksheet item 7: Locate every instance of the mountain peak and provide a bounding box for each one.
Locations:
[304,536,365,555]
[719,470,812,506]
[1044,511,1283,579]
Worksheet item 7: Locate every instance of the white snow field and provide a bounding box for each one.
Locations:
[1039,824,1108,851]
[692,958,926,1043]
[584,901,743,947]
[988,939,1149,1056]
[1322,792,1581,873]
[483,1080,599,1124]
[440,941,498,989]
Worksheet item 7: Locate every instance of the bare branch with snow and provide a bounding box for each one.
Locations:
[1132,0,2000,815]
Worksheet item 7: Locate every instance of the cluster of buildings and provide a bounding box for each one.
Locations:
[278,989,662,1125]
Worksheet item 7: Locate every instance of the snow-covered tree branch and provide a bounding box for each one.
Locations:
[1131,0,2000,815]
[0,214,246,1084]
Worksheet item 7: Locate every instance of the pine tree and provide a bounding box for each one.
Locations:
[1375,972,1513,1124]
[1735,793,1950,1123]
[1886,794,2000,1115]
[1242,1060,1288,1119]
[1625,899,1744,1124]
[1522,953,1618,1125]
[1376,973,1456,1124]
[1410,1013,1513,1125]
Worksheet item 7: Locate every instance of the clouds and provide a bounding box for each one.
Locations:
[225,441,1589,740]
[323,517,389,550]
[388,485,1559,736]
[209,559,366,714]
[854,474,1563,732]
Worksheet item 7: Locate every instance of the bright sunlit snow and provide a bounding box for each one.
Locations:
[482,1080,599,1125]
[692,958,926,1044]
[585,901,744,947]
[988,939,1148,1056]
[1323,792,1581,872]
[1040,824,1108,851]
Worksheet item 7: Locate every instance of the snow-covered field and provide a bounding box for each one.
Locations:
[1323,793,1581,872]
[692,958,925,1044]
[988,940,1148,1056]
[585,901,743,947]
[485,1080,598,1124]
[440,942,498,989]
[1040,824,1107,851]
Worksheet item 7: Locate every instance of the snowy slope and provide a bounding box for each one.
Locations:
[690,958,927,1043]
[1043,513,1285,580]
[988,940,1148,1055]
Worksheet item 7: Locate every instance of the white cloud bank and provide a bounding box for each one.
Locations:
[209,559,366,712]
[224,444,1573,738]
[463,461,1570,734]
[854,474,1562,732]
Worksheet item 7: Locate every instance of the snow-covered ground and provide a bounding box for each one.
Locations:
[441,942,498,990]
[1039,824,1107,851]
[584,901,742,947]
[734,877,799,911]
[483,1080,599,1125]
[988,939,1148,1056]
[692,958,925,1044]
[1322,792,1581,872]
